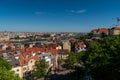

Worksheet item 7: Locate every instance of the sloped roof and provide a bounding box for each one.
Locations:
[111,26,120,30]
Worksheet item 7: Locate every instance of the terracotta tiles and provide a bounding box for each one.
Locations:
[91,29,98,33]
[1,46,58,65]
[112,27,120,30]
[98,28,108,33]
[50,48,57,55]
[91,28,108,33]
[14,47,57,65]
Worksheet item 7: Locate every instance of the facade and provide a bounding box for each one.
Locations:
[12,66,23,77]
[109,26,120,35]
[1,47,58,78]
[91,28,108,38]
[62,40,71,51]
[0,35,9,42]
[56,45,62,50]
[58,49,69,59]
[75,40,86,52]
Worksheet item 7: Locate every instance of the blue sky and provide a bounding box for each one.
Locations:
[0,0,120,32]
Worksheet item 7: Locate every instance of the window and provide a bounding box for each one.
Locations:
[16,69,19,72]
[23,67,26,71]
[43,56,45,59]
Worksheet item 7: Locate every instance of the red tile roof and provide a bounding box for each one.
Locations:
[17,52,39,65]
[98,28,108,33]
[26,47,46,53]
[15,47,57,65]
[91,29,98,33]
[50,48,57,55]
[75,41,86,48]
[70,38,76,43]
[1,47,57,65]
[91,28,108,33]
[30,56,39,61]
[111,26,120,30]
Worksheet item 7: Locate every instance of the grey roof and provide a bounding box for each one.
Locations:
[2,52,20,67]
[37,52,55,60]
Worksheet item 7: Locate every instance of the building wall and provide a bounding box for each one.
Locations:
[28,59,36,71]
[56,45,62,50]
[0,36,9,42]
[113,30,120,35]
[12,59,36,78]
[12,66,23,78]
[22,65,29,73]
[63,41,71,51]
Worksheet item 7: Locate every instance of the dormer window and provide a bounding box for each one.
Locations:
[43,56,45,59]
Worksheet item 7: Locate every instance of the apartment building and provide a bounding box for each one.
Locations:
[108,26,120,35]
[1,47,58,78]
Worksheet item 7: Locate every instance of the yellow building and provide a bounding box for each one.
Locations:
[0,36,9,42]
[62,40,71,52]
[109,26,120,35]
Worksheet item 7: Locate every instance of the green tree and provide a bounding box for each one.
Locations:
[32,59,48,80]
[77,33,93,41]
[0,57,12,70]
[78,35,120,80]
[58,56,63,66]
[0,67,23,80]
[66,52,77,67]
[0,57,22,80]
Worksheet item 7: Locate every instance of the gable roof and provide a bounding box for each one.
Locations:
[111,26,120,30]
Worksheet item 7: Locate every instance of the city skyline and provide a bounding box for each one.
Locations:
[0,0,120,32]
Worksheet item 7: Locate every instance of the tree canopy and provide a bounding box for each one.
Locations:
[66,52,77,68]
[79,35,120,80]
[0,57,12,70]
[0,57,23,80]
[0,67,23,80]
[67,35,120,80]
[32,59,48,80]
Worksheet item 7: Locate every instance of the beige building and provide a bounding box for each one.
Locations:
[12,66,23,77]
[56,45,62,50]
[2,47,58,79]
[11,59,36,78]
[0,36,9,42]
[109,26,120,35]
[62,40,71,51]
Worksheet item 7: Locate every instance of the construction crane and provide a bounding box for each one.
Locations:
[117,17,120,26]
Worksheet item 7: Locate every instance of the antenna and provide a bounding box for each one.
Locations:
[117,17,120,26]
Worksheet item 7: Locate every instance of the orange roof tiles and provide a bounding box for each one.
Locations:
[98,28,108,33]
[111,26,120,30]
[26,47,46,53]
[30,56,39,61]
[1,47,57,65]
[50,48,57,55]
[70,38,76,43]
[20,59,25,65]
[19,54,39,65]
[91,28,108,33]
[91,29,98,33]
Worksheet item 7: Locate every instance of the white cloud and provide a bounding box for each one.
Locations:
[70,9,87,14]
[34,11,46,15]
[76,9,86,13]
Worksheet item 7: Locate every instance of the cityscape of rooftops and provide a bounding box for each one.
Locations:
[0,0,120,80]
